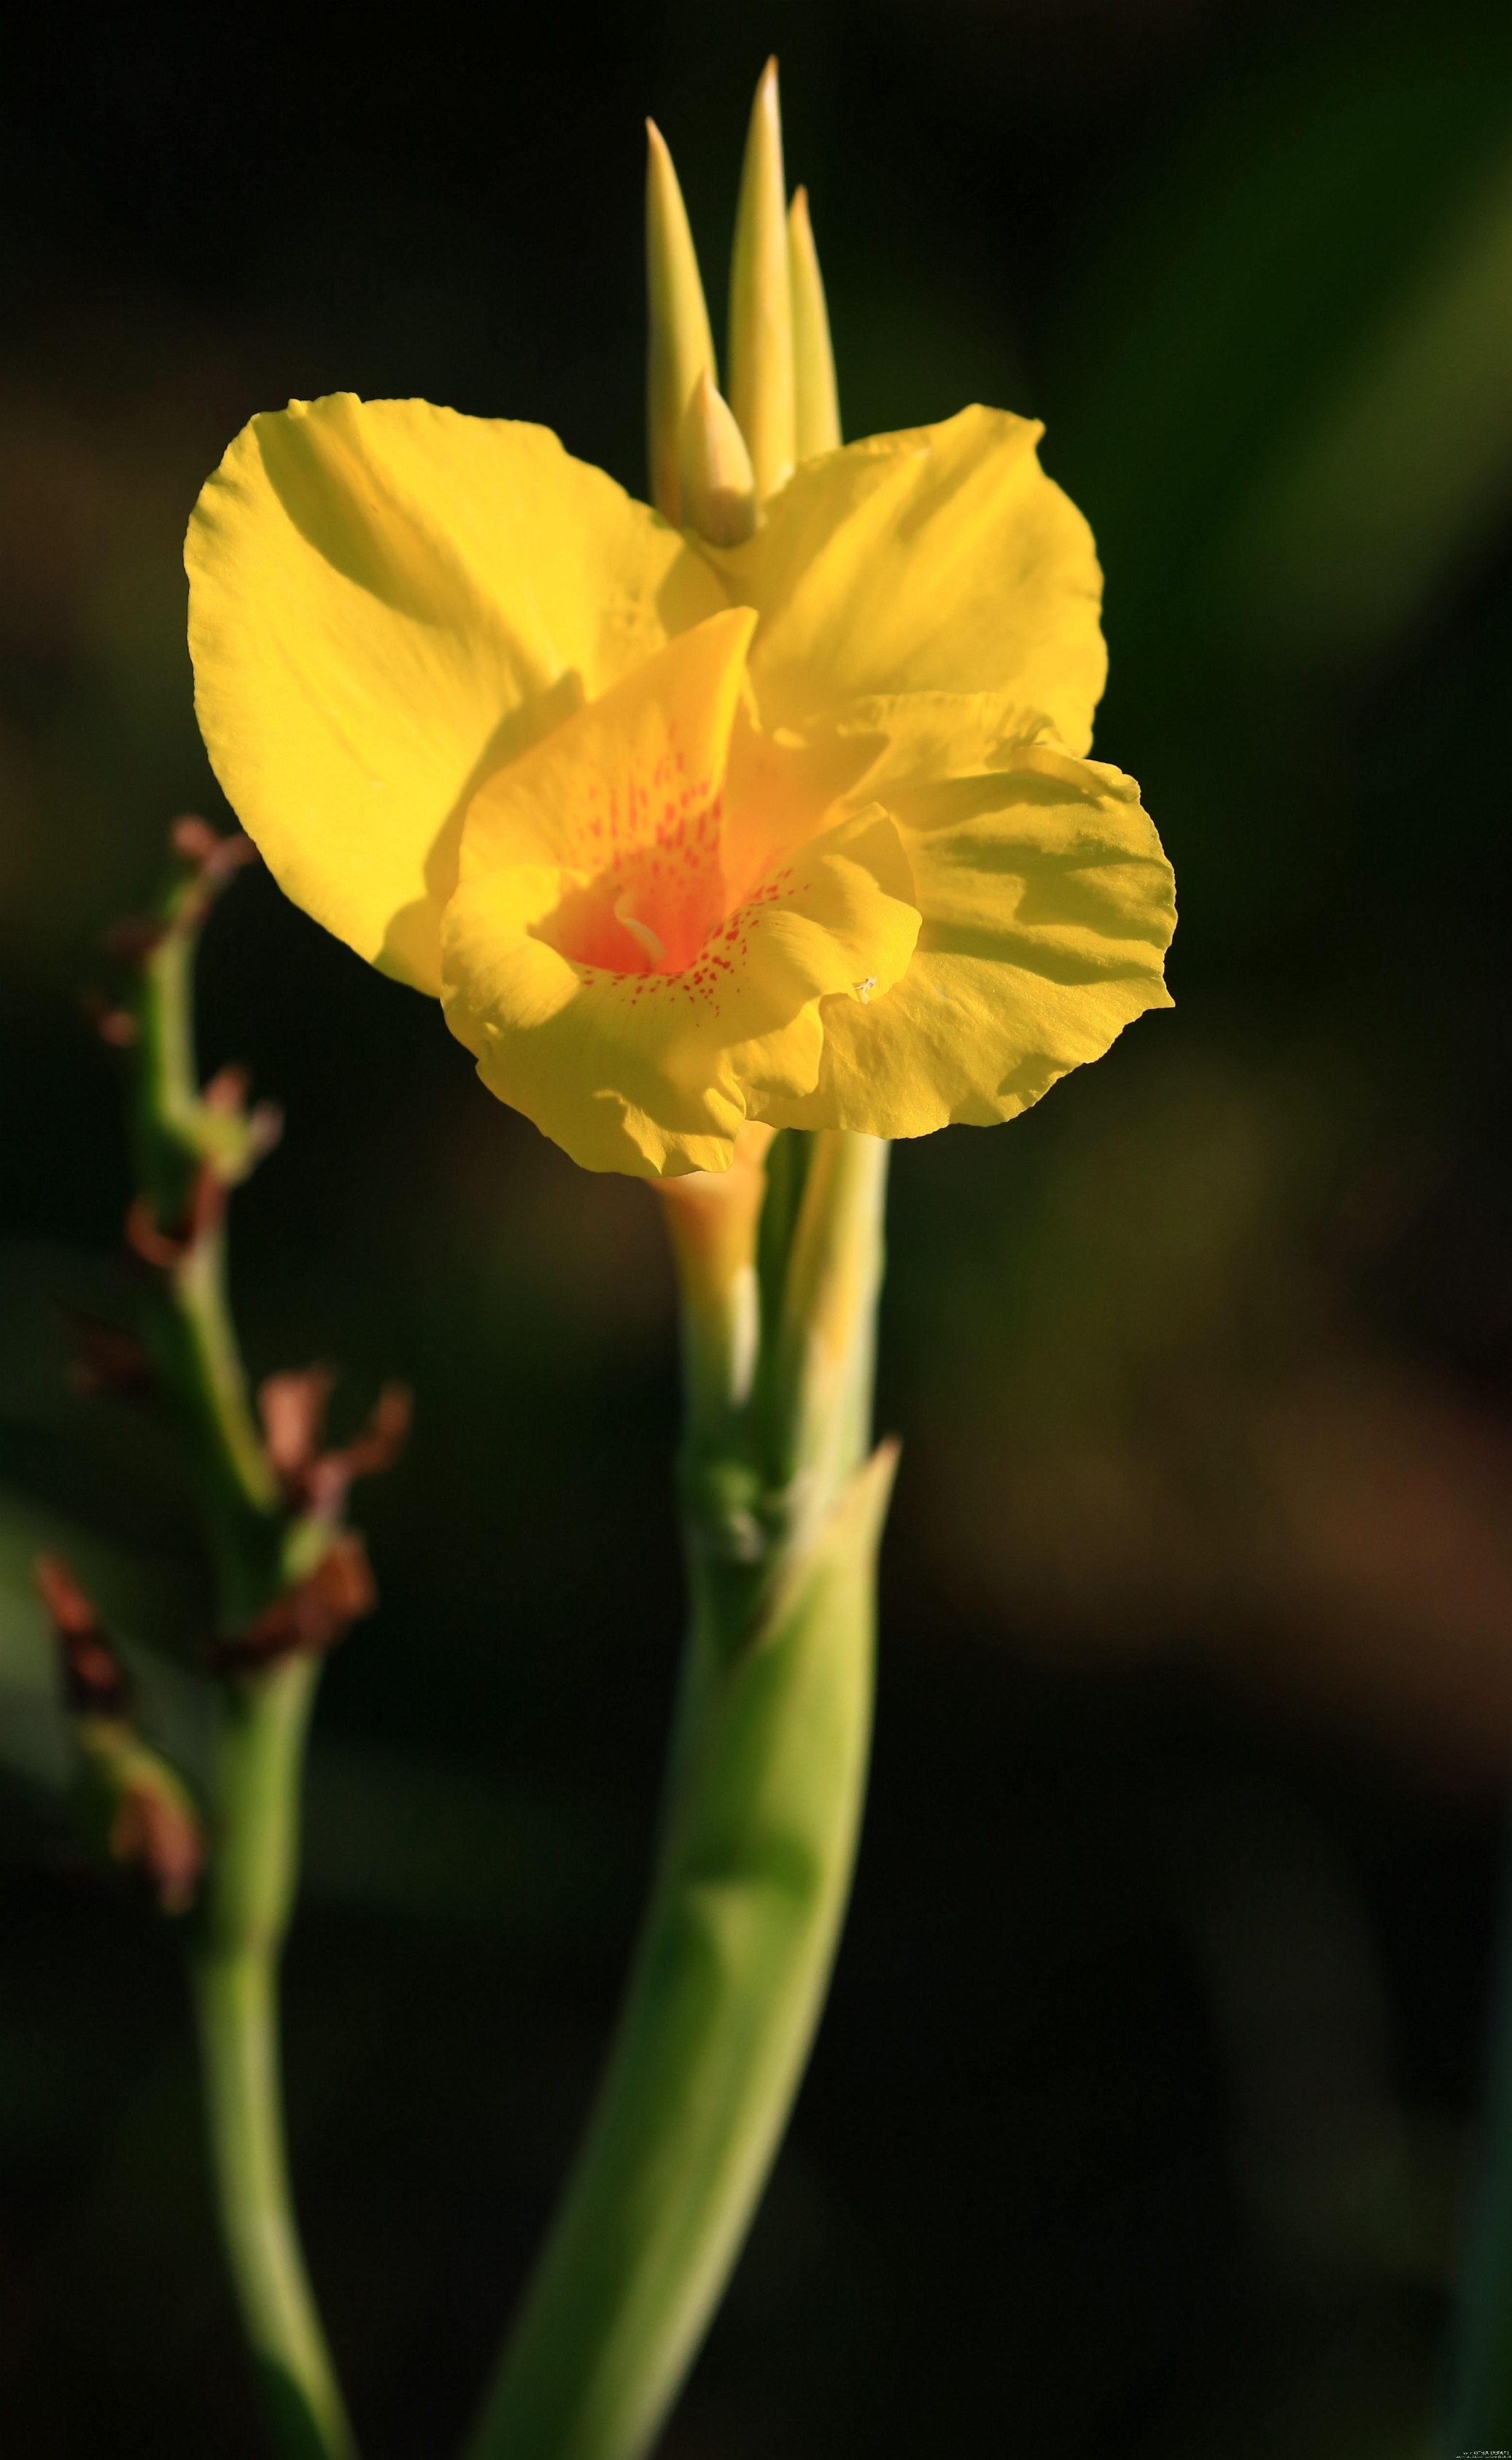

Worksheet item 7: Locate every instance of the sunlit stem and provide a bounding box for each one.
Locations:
[772,1131,889,1538]
[193,1660,356,2460]
[465,1126,895,2460]
[788,187,841,460]
[728,58,795,505]
[658,1129,771,1431]
[645,119,716,525]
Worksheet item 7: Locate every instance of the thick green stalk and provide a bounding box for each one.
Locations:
[194,1660,355,2460]
[465,1132,894,2460]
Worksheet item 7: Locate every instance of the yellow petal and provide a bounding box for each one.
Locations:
[185,393,726,992]
[764,740,1175,1139]
[437,678,914,1185]
[459,608,758,887]
[704,404,1106,756]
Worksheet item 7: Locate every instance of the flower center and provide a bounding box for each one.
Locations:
[539,794,729,978]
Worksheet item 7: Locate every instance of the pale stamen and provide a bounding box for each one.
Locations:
[614,891,667,967]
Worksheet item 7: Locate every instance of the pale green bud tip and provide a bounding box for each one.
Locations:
[679,368,757,547]
[788,186,842,459]
[645,116,716,525]
[728,56,796,506]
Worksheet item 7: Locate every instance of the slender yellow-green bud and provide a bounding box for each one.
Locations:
[645,118,716,525]
[788,186,842,458]
[728,58,795,505]
[678,368,758,547]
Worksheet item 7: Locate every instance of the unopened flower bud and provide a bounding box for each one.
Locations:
[788,187,841,460]
[728,58,795,505]
[679,369,758,547]
[645,118,716,527]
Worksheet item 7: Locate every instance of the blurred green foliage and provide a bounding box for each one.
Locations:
[3,1,1512,2453]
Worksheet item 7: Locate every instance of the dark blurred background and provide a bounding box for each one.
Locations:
[3,1,1512,2451]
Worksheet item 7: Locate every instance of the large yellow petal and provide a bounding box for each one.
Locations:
[701,406,1106,754]
[459,608,757,883]
[185,394,727,991]
[440,806,918,1177]
[764,740,1174,1140]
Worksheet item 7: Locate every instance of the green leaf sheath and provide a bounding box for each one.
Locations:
[467,1444,894,2460]
[193,1660,357,2460]
[467,1132,894,2460]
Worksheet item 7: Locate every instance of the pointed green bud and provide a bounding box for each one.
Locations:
[645,119,717,526]
[678,368,758,546]
[788,186,842,458]
[728,57,795,505]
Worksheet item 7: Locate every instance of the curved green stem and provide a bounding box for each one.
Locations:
[194,1659,355,2460]
[126,832,355,2456]
[465,1133,894,2460]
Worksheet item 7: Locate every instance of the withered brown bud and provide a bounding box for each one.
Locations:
[259,1372,411,1517]
[125,1165,228,1271]
[260,1366,336,1485]
[201,1061,252,1114]
[211,1532,379,1673]
[169,816,257,886]
[104,1761,205,1915]
[82,988,141,1047]
[35,1555,128,1717]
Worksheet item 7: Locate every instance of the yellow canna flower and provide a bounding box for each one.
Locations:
[186,387,1174,1178]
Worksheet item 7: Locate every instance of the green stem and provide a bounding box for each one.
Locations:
[126,835,353,2455]
[465,1132,894,2460]
[163,1226,283,1620]
[193,1659,356,2460]
[134,851,283,1614]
